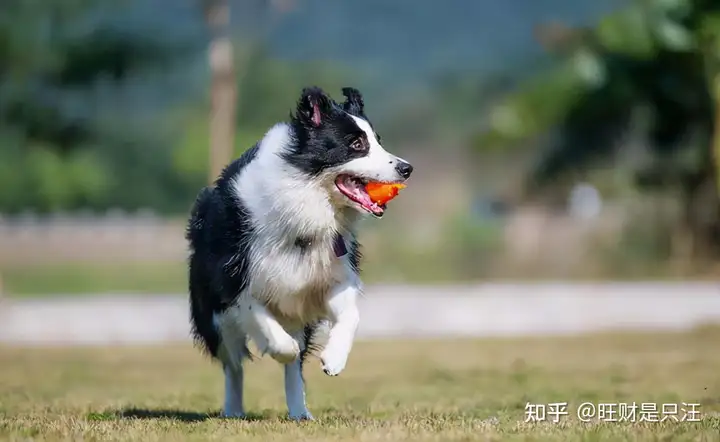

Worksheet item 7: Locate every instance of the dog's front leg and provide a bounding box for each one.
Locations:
[284,330,314,421]
[236,296,300,364]
[320,281,360,376]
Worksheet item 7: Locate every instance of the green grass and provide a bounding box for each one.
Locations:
[1,328,719,441]
[0,263,187,296]
[0,258,452,297]
[2,259,716,298]
[0,248,477,297]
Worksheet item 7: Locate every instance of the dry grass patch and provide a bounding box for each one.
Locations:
[1,327,719,441]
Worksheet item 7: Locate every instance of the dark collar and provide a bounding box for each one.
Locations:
[333,232,348,257]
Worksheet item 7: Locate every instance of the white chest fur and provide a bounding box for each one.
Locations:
[248,232,351,327]
[231,123,360,328]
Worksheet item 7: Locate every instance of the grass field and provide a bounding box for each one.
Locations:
[0,263,188,297]
[2,262,714,298]
[1,328,719,441]
[0,258,452,297]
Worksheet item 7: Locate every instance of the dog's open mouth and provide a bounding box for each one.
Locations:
[335,174,385,217]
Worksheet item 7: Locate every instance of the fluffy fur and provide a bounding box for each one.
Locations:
[186,86,413,420]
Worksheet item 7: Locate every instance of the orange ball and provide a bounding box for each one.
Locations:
[365,182,406,205]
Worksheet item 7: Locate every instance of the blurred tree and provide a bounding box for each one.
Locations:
[0,1,185,152]
[478,0,720,259]
[202,0,237,184]
[0,0,197,213]
[0,0,375,214]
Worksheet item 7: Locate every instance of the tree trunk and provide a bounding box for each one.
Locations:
[203,0,237,184]
[713,75,720,196]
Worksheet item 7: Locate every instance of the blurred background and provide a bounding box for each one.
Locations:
[1,0,719,299]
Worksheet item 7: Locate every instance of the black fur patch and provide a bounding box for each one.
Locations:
[186,144,260,357]
[294,236,313,251]
[281,86,378,176]
[348,237,362,274]
[299,320,328,366]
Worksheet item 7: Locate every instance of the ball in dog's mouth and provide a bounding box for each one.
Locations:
[335,174,385,217]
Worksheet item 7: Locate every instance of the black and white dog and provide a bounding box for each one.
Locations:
[186,86,413,420]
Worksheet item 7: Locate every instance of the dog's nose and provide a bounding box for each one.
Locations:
[395,161,413,179]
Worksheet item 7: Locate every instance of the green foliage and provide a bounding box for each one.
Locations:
[477,0,720,153]
[0,0,191,214]
[473,0,720,258]
[474,63,586,149]
[0,4,354,215]
[596,6,655,56]
[0,141,112,212]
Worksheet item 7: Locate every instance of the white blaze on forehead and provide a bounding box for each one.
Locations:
[350,114,411,168]
[339,114,400,182]
[348,115,380,147]
[347,114,391,160]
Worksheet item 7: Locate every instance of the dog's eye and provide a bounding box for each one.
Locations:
[350,138,366,152]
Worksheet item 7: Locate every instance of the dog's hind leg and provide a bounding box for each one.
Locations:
[222,363,246,418]
[214,313,250,418]
[284,329,313,421]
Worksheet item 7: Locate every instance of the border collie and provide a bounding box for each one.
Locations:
[186,86,413,420]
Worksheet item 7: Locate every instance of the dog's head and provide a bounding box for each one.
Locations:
[284,86,413,218]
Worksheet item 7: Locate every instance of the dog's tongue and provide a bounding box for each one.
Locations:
[339,179,374,206]
[353,188,375,208]
[356,192,384,216]
[336,176,385,216]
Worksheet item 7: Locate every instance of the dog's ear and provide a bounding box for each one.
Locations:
[297,87,333,127]
[341,87,364,116]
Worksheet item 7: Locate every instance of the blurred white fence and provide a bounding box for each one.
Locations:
[0,205,620,269]
[0,210,187,266]
[1,203,704,280]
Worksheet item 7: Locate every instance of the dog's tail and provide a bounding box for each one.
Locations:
[186,187,222,357]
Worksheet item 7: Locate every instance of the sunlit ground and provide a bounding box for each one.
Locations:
[1,327,719,441]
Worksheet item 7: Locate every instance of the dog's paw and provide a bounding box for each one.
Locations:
[320,347,348,376]
[221,410,247,419]
[267,334,300,364]
[288,410,315,421]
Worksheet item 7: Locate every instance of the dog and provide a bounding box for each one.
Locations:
[186,86,413,420]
